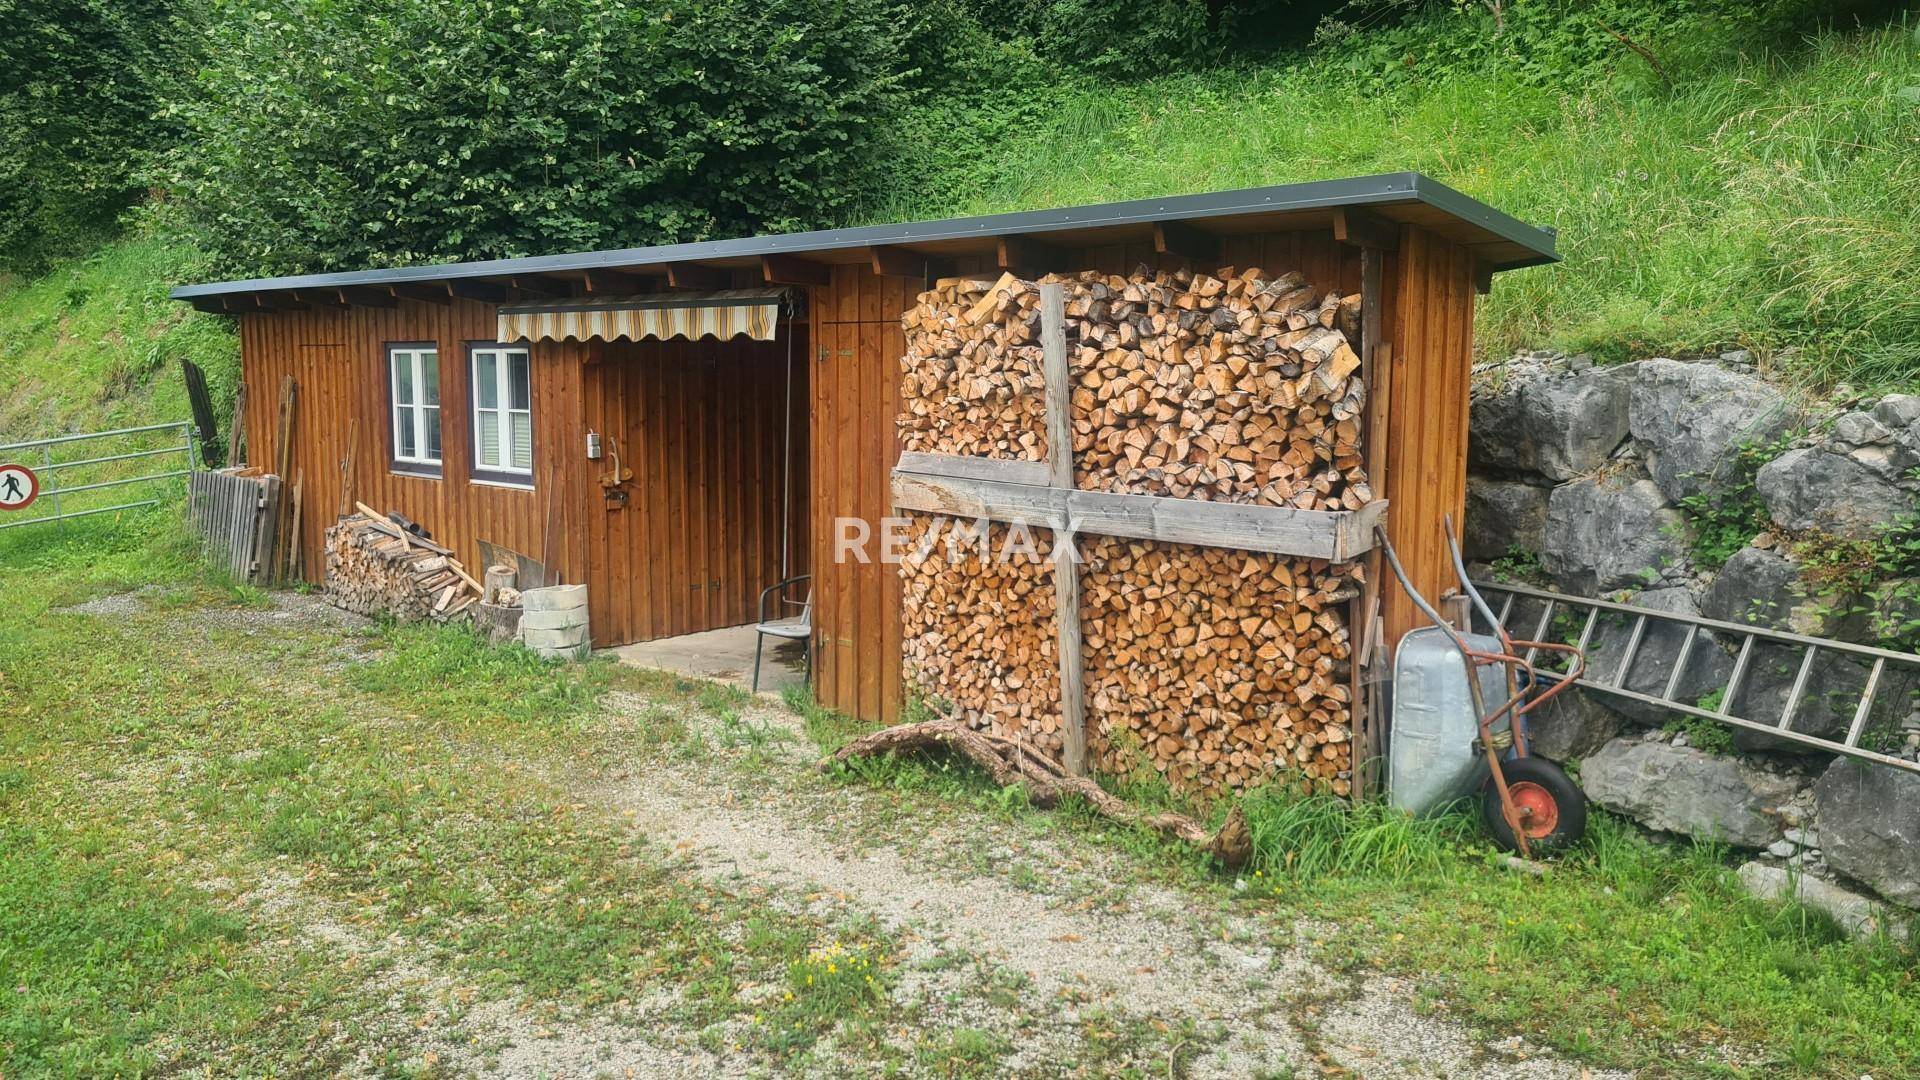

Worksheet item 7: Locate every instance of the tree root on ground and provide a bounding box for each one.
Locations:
[818,718,1251,869]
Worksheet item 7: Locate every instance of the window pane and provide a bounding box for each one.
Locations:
[510,411,532,470]
[475,351,499,409]
[509,352,531,410]
[422,351,440,407]
[424,406,442,462]
[396,406,416,459]
[478,411,501,468]
[393,353,415,406]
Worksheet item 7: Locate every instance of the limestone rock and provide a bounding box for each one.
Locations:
[1701,544,1851,637]
[1463,476,1551,562]
[1625,358,1798,504]
[1813,757,1920,908]
[1737,861,1910,937]
[1829,394,1920,482]
[1469,366,1630,482]
[1525,689,1627,762]
[1579,737,1800,848]
[1576,586,1732,726]
[1541,469,1691,595]
[1756,448,1912,540]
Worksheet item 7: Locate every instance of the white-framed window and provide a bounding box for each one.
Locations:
[469,344,533,483]
[388,344,442,473]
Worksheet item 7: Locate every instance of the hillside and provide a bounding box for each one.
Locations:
[3,7,1916,450]
[0,237,237,440]
[886,16,1920,391]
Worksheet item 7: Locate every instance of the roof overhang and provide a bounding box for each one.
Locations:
[169,172,1556,307]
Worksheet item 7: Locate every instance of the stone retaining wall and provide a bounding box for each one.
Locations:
[1465,351,1920,920]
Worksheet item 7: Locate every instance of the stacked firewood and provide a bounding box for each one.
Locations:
[1062,266,1369,510]
[898,274,1048,461]
[1081,539,1358,795]
[896,264,1368,796]
[325,513,480,623]
[899,516,1063,754]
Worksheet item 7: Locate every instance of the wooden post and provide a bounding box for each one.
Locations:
[272,376,298,583]
[227,382,248,468]
[1039,282,1087,776]
[1352,244,1391,799]
[337,418,358,522]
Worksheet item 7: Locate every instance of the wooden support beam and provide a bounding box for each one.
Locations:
[290,289,349,309]
[257,292,308,312]
[188,298,230,315]
[1152,220,1221,264]
[583,269,654,295]
[869,245,956,281]
[666,262,729,290]
[894,451,1050,487]
[447,280,511,303]
[1473,260,1496,295]
[389,284,453,305]
[1333,207,1401,251]
[761,254,832,287]
[502,275,571,298]
[890,467,1389,563]
[1039,281,1087,778]
[336,285,398,308]
[997,235,1071,277]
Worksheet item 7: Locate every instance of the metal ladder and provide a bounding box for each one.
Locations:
[1471,580,1920,776]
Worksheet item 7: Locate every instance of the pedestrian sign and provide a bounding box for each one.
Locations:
[0,463,39,511]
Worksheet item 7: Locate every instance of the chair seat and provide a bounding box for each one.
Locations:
[756,618,811,639]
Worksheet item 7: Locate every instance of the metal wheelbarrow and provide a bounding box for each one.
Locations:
[1377,518,1589,857]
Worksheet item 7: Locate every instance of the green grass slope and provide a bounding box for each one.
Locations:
[0,236,238,444]
[894,17,1920,390]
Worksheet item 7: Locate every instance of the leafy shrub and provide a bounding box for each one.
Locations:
[0,0,195,272]
[162,0,915,276]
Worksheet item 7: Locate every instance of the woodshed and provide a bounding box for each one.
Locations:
[171,173,1556,791]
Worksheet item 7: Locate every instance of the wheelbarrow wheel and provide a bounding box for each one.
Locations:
[1483,757,1587,853]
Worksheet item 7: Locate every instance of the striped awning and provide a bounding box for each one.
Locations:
[498,288,785,344]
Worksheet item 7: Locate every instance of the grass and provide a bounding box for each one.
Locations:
[0,510,905,1073]
[885,16,1920,391]
[7,508,1920,1075]
[0,233,236,440]
[804,690,1920,1076]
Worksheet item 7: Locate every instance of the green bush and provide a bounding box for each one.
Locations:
[161,0,916,276]
[0,0,195,273]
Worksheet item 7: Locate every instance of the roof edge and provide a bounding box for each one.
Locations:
[170,172,1557,300]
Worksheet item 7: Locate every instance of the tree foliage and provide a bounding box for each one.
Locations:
[161,0,914,276]
[0,0,193,273]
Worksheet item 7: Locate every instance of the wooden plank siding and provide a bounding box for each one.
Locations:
[237,297,808,649]
[233,220,1473,732]
[1379,227,1477,644]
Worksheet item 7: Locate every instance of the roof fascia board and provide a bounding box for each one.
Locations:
[171,173,1557,300]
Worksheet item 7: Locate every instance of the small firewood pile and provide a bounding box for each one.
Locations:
[325,505,481,623]
[897,263,1370,797]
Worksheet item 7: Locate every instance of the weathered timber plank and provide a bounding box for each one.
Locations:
[890,471,1067,530]
[891,469,1388,562]
[1039,282,1087,776]
[894,451,1051,488]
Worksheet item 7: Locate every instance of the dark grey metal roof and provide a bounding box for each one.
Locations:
[170,172,1556,301]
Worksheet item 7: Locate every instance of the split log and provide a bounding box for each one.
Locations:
[820,717,1251,867]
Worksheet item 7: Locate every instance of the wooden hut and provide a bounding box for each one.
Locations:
[171,173,1556,760]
